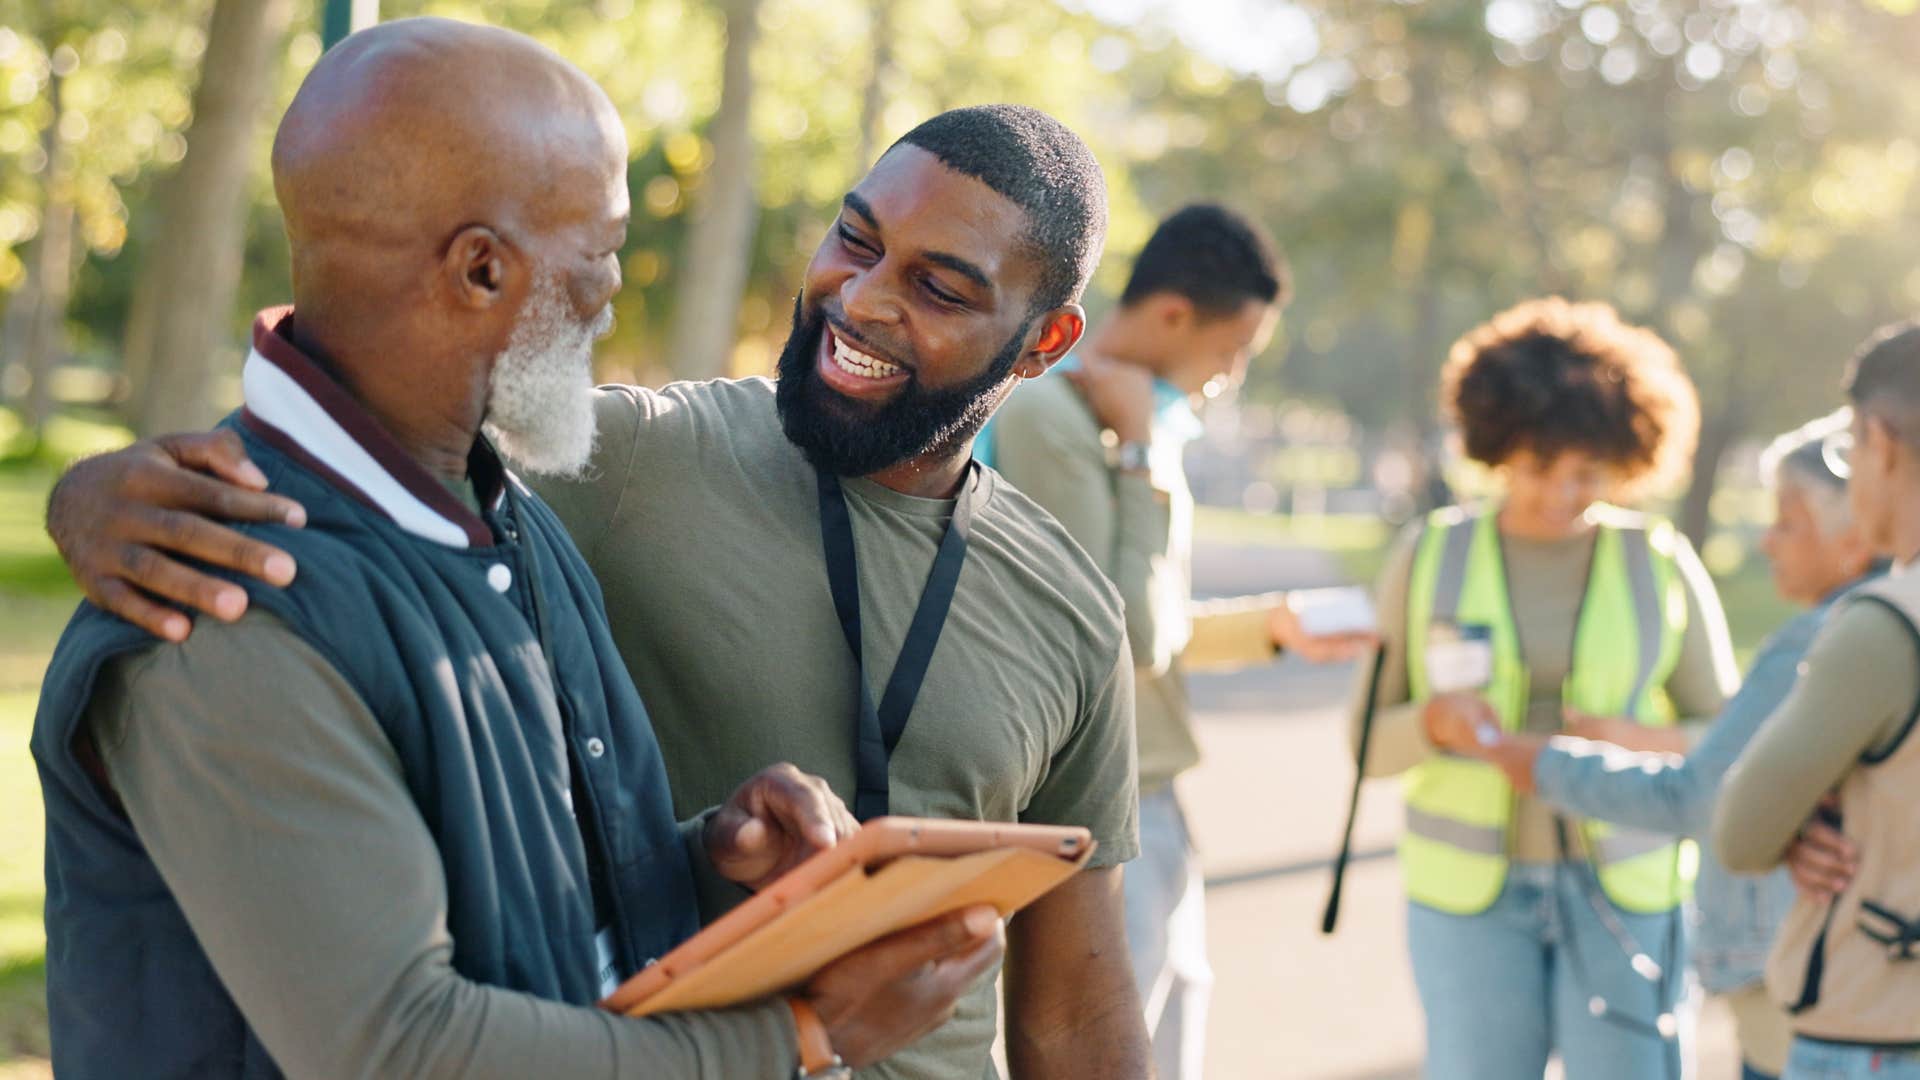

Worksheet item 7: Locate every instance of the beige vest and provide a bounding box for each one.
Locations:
[1767,568,1920,1044]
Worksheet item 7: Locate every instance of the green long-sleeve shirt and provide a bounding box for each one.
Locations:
[1714,596,1918,873]
[85,610,798,1080]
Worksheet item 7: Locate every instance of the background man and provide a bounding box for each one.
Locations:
[32,19,998,1080]
[47,103,1152,1078]
[986,204,1372,1079]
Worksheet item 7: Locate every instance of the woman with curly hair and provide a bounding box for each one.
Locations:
[1348,298,1739,1079]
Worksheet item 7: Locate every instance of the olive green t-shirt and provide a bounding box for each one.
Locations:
[531,378,1140,1080]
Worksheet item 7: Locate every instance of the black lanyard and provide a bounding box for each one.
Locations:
[816,464,977,821]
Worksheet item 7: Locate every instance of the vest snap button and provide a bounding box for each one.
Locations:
[487,563,512,593]
[585,737,606,759]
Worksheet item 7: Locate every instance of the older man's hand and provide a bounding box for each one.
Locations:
[805,905,1006,1068]
[703,764,860,892]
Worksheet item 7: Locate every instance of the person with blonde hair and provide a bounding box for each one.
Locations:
[1349,298,1738,1079]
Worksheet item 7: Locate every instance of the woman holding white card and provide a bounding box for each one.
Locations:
[1347,298,1739,1080]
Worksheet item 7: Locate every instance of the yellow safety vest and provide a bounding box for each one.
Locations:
[1402,504,1698,915]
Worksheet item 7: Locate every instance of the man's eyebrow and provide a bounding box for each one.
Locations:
[842,192,877,226]
[923,251,993,292]
[842,191,993,293]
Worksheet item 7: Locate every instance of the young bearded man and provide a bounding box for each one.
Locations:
[32,20,1002,1080]
[982,204,1371,1078]
[46,103,1150,1078]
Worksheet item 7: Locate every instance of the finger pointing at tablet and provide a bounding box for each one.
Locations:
[705,763,861,891]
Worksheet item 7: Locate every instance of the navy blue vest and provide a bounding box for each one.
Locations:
[32,416,700,1078]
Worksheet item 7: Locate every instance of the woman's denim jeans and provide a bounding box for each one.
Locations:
[1408,862,1696,1080]
[1786,1039,1920,1079]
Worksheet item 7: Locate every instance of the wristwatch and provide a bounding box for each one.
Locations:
[1106,439,1151,473]
[787,996,853,1079]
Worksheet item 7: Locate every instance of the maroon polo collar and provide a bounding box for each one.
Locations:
[238,307,502,548]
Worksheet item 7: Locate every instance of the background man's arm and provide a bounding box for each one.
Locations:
[90,610,797,1080]
[1714,600,1920,873]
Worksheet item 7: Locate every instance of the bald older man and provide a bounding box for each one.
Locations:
[30,20,999,1080]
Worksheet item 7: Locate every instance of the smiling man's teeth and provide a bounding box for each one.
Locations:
[832,335,902,380]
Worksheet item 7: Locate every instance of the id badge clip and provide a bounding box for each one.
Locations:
[1424,621,1495,696]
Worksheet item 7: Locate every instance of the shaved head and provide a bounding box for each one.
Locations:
[274,17,624,315]
[268,18,632,479]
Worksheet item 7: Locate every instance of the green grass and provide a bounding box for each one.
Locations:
[1192,505,1392,557]
[0,408,130,1070]
[0,548,75,1069]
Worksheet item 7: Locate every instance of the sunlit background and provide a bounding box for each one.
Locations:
[2,0,1918,1073]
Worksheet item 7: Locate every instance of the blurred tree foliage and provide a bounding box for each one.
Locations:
[1,0,1917,529]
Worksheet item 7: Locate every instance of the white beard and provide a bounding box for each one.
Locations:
[483,272,612,479]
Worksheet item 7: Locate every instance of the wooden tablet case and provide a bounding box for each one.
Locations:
[600,817,1095,1016]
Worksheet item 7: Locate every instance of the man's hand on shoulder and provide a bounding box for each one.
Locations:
[703,764,859,892]
[48,431,306,641]
[1063,356,1155,446]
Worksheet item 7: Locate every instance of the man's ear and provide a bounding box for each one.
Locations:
[1013,305,1086,380]
[443,225,520,311]
[1867,415,1905,477]
[1154,292,1196,333]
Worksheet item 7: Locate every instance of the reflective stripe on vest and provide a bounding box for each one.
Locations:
[1401,505,1695,915]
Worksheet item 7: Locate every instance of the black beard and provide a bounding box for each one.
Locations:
[774,298,1028,477]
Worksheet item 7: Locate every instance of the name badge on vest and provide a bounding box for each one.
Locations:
[1425,622,1494,695]
[595,926,621,999]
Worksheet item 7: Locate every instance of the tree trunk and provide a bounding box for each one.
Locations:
[0,63,75,446]
[854,0,896,171]
[122,0,293,436]
[1679,408,1739,547]
[1408,279,1453,511]
[20,202,75,440]
[1642,68,1701,343]
[663,0,762,382]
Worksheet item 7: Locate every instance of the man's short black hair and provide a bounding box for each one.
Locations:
[1119,203,1290,316]
[893,105,1107,314]
[1846,321,1920,409]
